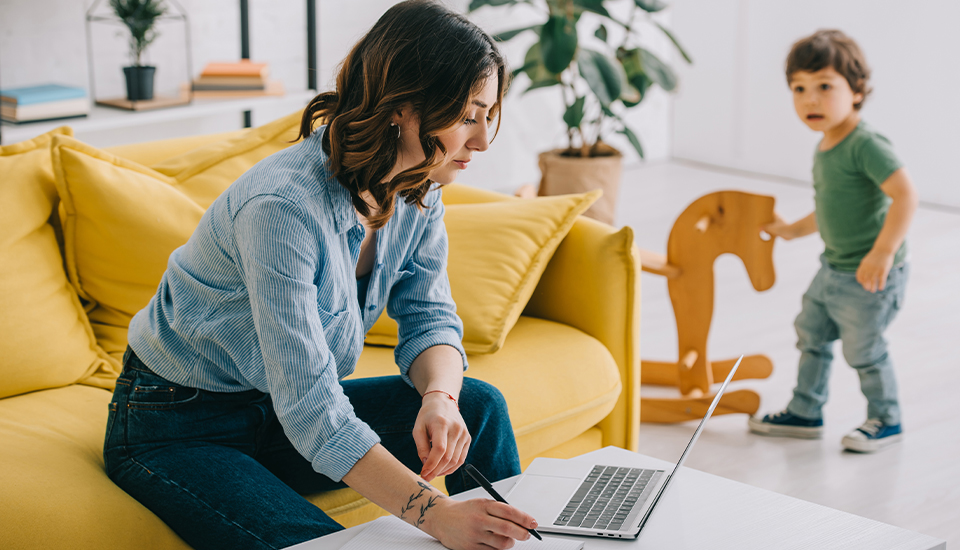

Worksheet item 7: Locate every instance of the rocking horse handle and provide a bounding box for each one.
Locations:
[695,215,710,233]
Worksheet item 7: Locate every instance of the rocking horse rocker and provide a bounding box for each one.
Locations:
[638,191,777,423]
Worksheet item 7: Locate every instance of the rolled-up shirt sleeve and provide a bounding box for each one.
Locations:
[234,194,379,482]
[387,190,468,385]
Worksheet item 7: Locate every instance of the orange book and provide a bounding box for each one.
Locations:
[200,61,270,78]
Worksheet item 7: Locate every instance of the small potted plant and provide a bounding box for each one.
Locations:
[470,0,691,224]
[111,0,167,101]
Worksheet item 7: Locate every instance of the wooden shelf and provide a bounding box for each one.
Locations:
[0,90,315,145]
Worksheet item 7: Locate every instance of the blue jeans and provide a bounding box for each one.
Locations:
[787,256,908,425]
[103,347,521,550]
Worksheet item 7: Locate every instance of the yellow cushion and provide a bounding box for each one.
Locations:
[53,136,205,361]
[356,316,621,459]
[0,128,116,398]
[365,191,600,354]
[52,113,303,362]
[104,129,250,166]
[151,111,301,208]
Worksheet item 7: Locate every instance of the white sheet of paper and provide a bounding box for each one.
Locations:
[339,516,584,550]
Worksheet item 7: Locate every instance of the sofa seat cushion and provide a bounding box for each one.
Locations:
[0,385,438,549]
[0,385,191,549]
[354,315,622,459]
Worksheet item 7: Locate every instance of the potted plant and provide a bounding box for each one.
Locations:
[111,0,167,101]
[469,0,691,224]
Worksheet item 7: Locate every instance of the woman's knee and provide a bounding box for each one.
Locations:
[459,378,511,429]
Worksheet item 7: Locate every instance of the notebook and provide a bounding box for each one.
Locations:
[339,515,584,550]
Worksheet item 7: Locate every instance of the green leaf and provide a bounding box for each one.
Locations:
[573,0,611,18]
[510,59,538,78]
[618,125,645,158]
[493,24,541,42]
[578,49,624,106]
[617,48,642,77]
[616,47,654,104]
[655,22,692,63]
[110,0,166,65]
[620,83,642,106]
[595,23,608,43]
[541,15,579,74]
[634,0,667,12]
[523,79,561,94]
[469,0,520,11]
[631,72,653,101]
[563,96,586,128]
[639,47,678,91]
[521,43,553,82]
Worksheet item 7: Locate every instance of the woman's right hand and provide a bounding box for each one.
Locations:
[421,497,539,550]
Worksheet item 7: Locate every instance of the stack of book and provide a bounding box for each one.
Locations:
[0,84,90,124]
[191,61,283,98]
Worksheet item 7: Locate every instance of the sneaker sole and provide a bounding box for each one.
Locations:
[841,433,902,453]
[748,416,823,439]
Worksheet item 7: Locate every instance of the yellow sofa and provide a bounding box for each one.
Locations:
[0,116,641,549]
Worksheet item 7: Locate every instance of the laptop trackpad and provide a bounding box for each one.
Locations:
[505,474,581,525]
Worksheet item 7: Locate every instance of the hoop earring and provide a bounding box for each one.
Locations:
[390,123,400,139]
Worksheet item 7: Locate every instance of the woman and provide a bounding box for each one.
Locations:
[103,2,537,549]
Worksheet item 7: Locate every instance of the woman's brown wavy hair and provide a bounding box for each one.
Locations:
[297,0,507,229]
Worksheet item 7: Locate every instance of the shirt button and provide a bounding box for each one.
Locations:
[368,305,376,311]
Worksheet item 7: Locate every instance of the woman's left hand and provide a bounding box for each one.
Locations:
[413,392,471,481]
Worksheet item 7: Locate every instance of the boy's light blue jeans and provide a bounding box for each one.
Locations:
[787,255,908,426]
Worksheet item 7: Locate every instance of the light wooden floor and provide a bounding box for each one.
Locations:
[615,161,960,546]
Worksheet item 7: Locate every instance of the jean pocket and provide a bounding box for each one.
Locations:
[128,383,200,410]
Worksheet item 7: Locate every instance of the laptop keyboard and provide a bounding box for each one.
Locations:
[552,465,662,532]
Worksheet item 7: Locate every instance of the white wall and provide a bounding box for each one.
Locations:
[671,0,960,208]
[1,0,675,194]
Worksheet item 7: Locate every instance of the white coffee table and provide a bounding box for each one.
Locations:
[289,446,946,550]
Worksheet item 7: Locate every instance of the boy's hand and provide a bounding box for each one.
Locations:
[856,248,894,293]
[762,213,796,240]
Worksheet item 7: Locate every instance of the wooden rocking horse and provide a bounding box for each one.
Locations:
[638,191,777,423]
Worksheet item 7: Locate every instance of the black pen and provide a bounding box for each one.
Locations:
[464,463,542,541]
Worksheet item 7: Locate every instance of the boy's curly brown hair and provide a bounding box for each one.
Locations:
[786,29,872,110]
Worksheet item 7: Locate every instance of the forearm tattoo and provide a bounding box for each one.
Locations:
[400,481,443,527]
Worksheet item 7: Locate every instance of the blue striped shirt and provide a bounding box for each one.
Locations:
[127,126,467,482]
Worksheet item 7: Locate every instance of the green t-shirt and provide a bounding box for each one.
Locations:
[813,121,905,272]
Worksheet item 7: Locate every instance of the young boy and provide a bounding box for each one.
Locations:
[748,30,918,452]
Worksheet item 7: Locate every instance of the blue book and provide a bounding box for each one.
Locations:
[0,84,87,106]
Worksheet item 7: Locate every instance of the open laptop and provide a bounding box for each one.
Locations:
[505,355,744,540]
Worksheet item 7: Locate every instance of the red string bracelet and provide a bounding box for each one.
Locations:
[422,390,459,410]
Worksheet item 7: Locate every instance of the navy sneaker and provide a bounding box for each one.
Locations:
[748,410,824,439]
[841,419,902,453]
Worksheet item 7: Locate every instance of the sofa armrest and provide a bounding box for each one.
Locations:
[524,217,641,452]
